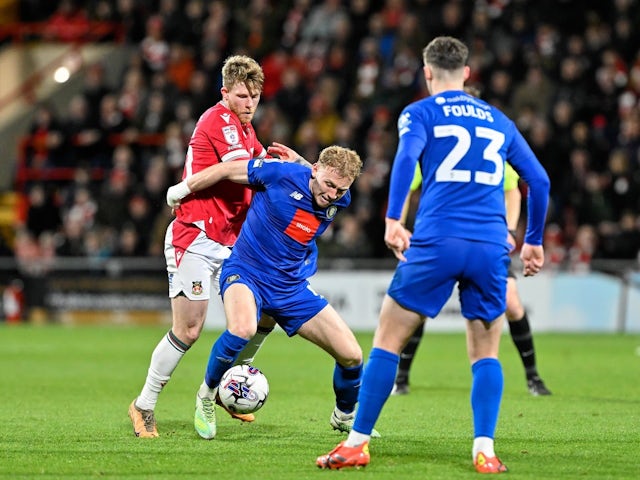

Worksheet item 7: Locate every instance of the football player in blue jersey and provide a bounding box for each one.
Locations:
[317,36,550,473]
[166,145,377,441]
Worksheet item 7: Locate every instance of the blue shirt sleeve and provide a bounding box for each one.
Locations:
[247,158,286,188]
[386,107,425,220]
[506,131,550,245]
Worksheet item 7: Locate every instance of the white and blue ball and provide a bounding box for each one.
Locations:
[218,364,269,414]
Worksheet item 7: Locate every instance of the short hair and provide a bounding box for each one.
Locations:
[221,55,265,95]
[422,36,469,71]
[317,146,363,181]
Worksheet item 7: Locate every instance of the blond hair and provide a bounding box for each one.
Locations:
[317,146,363,181]
[221,55,265,95]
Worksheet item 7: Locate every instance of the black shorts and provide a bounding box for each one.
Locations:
[507,260,516,279]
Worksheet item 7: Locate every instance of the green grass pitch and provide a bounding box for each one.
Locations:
[1,324,639,479]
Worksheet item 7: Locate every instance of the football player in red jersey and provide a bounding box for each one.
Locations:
[128,55,297,438]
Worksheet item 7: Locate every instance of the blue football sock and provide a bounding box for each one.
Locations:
[204,330,249,389]
[334,363,363,414]
[352,348,399,435]
[471,357,504,438]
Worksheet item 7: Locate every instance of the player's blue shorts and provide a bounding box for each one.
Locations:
[387,237,510,322]
[220,258,329,336]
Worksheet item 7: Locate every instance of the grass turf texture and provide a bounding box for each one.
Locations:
[1,324,638,479]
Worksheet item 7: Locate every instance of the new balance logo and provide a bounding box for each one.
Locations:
[290,191,303,200]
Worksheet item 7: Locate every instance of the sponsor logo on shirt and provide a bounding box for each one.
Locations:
[284,209,321,244]
[225,274,241,284]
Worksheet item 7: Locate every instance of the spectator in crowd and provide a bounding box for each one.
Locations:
[25,103,65,169]
[63,94,102,167]
[81,63,110,125]
[140,15,170,78]
[95,168,132,231]
[14,228,55,322]
[43,0,90,42]
[24,184,61,238]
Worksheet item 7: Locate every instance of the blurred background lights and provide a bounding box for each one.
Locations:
[53,66,70,83]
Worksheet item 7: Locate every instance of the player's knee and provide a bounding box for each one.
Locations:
[505,297,524,320]
[339,344,363,368]
[228,321,257,340]
[172,325,201,345]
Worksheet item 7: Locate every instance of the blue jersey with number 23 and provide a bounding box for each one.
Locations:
[386,90,549,247]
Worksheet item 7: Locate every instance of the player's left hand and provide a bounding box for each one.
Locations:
[384,218,411,262]
[520,243,544,276]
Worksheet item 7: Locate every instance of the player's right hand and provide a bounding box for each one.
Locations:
[384,218,411,262]
[166,180,192,209]
[166,184,183,208]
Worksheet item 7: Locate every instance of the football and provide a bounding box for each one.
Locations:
[218,364,269,414]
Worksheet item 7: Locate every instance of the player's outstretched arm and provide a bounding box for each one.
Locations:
[166,160,250,208]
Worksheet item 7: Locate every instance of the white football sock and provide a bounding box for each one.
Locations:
[136,331,187,410]
[345,431,370,447]
[197,381,216,399]
[234,328,272,365]
[473,436,495,458]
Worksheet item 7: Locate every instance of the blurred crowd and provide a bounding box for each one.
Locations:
[10,0,640,274]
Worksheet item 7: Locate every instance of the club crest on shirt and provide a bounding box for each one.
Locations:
[222,125,239,145]
[192,281,203,295]
[326,205,338,219]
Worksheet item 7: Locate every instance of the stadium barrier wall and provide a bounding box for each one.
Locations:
[205,270,638,333]
[1,257,637,333]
